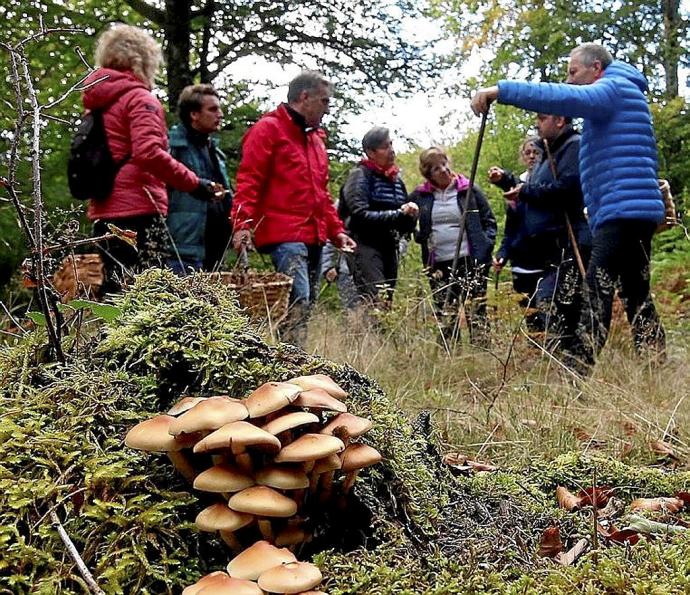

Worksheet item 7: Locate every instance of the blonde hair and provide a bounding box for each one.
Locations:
[94,24,162,89]
[418,146,449,180]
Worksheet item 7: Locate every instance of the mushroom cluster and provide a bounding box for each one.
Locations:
[124,374,381,594]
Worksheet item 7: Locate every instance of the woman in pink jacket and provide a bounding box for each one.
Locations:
[82,24,215,293]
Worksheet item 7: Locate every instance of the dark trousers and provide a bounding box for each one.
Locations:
[428,258,490,347]
[348,240,399,308]
[93,215,168,295]
[572,220,665,369]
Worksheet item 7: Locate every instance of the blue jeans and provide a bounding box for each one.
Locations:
[269,242,322,346]
[168,257,203,276]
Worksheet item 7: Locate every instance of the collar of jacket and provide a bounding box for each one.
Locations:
[538,125,578,155]
[284,103,308,130]
[415,173,470,194]
[169,123,220,149]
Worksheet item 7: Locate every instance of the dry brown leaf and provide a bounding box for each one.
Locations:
[608,528,641,545]
[579,486,612,508]
[555,538,588,566]
[466,460,498,472]
[538,526,563,558]
[629,497,684,513]
[675,492,690,507]
[556,486,583,511]
[519,419,538,429]
[650,439,680,461]
[442,453,468,467]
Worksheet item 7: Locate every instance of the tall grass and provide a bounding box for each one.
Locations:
[306,248,690,472]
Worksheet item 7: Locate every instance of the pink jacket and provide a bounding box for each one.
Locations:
[82,68,199,220]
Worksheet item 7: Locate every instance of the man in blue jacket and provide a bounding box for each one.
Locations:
[167,84,231,274]
[471,43,666,373]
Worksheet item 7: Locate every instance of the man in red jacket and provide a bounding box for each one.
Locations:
[231,71,356,346]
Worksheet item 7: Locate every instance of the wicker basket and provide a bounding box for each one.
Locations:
[210,270,293,324]
[52,253,105,302]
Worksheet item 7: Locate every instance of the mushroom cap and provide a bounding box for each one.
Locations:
[193,421,281,454]
[257,561,322,594]
[312,453,342,474]
[288,374,347,399]
[255,465,309,490]
[227,540,297,580]
[167,396,207,416]
[194,574,265,595]
[169,397,249,435]
[275,433,345,463]
[320,413,373,438]
[275,525,311,547]
[181,571,229,595]
[195,503,254,532]
[228,486,297,517]
[261,411,319,435]
[340,443,382,472]
[193,463,255,493]
[244,382,302,418]
[292,389,347,413]
[125,415,197,452]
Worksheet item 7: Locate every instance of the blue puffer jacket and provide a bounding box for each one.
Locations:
[498,61,664,231]
[167,124,230,261]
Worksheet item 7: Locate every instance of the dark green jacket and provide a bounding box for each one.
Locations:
[167,123,230,262]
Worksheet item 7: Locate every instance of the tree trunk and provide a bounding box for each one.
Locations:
[662,0,680,99]
[164,0,193,110]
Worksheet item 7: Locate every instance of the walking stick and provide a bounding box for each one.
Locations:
[542,139,587,279]
[443,110,489,310]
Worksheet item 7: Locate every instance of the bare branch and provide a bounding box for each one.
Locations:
[122,0,166,25]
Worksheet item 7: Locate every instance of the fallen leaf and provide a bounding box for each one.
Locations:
[597,496,625,519]
[573,427,607,448]
[555,538,588,566]
[556,486,583,511]
[107,224,138,248]
[650,439,680,461]
[622,421,638,436]
[626,514,689,536]
[519,419,538,429]
[629,497,684,513]
[608,529,641,545]
[675,492,690,507]
[466,460,497,472]
[579,486,612,508]
[442,453,468,467]
[538,526,563,558]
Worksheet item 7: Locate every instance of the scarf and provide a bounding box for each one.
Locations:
[360,159,400,182]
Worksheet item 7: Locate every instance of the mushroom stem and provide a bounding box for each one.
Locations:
[234,450,253,474]
[293,488,306,509]
[167,451,198,483]
[319,470,335,502]
[219,529,243,552]
[308,471,320,494]
[257,519,273,542]
[342,469,361,494]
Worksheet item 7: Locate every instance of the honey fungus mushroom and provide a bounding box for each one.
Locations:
[244,382,302,418]
[183,572,265,595]
[193,463,255,495]
[320,413,373,447]
[339,443,382,493]
[169,397,249,435]
[227,540,297,581]
[228,486,298,541]
[195,503,254,551]
[257,561,323,594]
[124,415,199,482]
[288,374,347,399]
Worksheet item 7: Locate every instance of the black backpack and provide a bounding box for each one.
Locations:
[67,107,128,201]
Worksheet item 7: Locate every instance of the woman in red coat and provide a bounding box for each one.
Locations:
[82,24,214,293]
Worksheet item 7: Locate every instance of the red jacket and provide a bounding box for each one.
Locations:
[231,104,344,248]
[82,68,199,221]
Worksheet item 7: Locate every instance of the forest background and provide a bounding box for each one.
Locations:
[0,0,688,304]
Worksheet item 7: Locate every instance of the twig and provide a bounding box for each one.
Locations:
[42,232,123,255]
[50,510,106,595]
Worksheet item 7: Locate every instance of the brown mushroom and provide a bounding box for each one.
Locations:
[339,443,382,493]
[167,396,207,416]
[124,415,199,482]
[244,382,302,418]
[262,411,320,436]
[275,434,345,473]
[292,389,347,413]
[169,397,249,436]
[257,561,322,594]
[275,524,312,549]
[228,486,297,541]
[192,572,265,595]
[195,503,254,551]
[193,463,255,496]
[320,413,372,446]
[193,421,281,473]
[227,540,297,581]
[255,465,309,491]
[288,374,347,399]
[181,571,229,595]
[310,453,342,499]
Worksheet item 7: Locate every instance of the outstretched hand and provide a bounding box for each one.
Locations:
[470,86,499,116]
[333,232,356,253]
